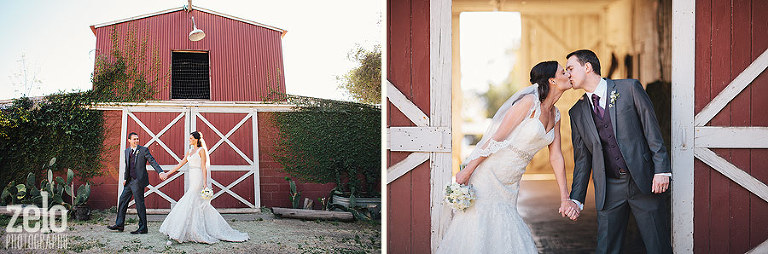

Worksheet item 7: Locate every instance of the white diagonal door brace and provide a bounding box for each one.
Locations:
[196,112,255,165]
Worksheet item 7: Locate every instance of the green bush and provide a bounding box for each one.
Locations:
[272,96,380,198]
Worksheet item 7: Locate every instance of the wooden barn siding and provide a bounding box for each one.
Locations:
[694,0,768,252]
[87,111,335,211]
[387,0,431,253]
[93,9,286,102]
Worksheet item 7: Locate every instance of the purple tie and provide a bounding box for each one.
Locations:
[591,94,604,118]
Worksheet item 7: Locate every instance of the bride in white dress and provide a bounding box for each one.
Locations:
[158,131,249,244]
[436,61,578,253]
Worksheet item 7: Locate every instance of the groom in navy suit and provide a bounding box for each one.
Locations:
[564,49,672,254]
[107,132,165,234]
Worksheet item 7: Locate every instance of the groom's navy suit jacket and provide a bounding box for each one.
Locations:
[124,146,164,188]
[568,79,671,210]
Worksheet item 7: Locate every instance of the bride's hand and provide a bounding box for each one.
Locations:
[456,170,471,185]
[558,200,571,217]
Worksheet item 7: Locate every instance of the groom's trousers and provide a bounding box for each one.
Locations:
[596,172,672,254]
[115,179,148,232]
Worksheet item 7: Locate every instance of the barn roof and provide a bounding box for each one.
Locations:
[89,5,286,37]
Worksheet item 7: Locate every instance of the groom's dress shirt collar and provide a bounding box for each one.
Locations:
[585,78,607,109]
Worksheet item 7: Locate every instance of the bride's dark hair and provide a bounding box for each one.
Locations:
[190,131,202,147]
[529,61,558,102]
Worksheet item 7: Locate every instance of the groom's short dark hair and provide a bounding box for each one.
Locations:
[567,49,602,76]
[128,132,139,139]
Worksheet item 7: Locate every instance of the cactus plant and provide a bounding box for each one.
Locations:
[73,183,90,207]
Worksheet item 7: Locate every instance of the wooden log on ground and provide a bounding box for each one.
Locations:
[271,207,354,221]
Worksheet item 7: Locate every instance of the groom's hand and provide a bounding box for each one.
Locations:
[652,174,670,193]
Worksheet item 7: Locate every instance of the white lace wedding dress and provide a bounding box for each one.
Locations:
[436,104,559,254]
[159,148,249,244]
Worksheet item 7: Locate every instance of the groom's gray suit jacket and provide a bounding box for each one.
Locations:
[124,146,164,188]
[568,79,670,210]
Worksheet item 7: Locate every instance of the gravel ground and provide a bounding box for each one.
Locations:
[0,209,381,254]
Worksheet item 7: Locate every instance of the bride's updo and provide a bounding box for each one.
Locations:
[529,61,558,102]
[190,131,202,147]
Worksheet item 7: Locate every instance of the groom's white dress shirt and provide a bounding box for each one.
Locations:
[571,78,671,210]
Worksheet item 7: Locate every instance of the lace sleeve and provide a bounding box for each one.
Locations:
[555,107,561,123]
[465,95,537,162]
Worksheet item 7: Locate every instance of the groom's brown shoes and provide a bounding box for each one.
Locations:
[107,225,124,232]
[130,229,148,234]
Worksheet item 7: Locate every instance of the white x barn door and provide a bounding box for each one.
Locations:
[190,107,261,211]
[118,106,261,213]
[119,107,190,212]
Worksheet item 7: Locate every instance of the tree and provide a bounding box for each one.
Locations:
[338,45,381,104]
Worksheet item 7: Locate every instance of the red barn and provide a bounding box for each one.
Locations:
[85,5,334,213]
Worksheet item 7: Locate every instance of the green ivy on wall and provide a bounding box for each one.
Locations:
[271,96,381,198]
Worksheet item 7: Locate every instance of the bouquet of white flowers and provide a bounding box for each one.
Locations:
[200,187,213,200]
[444,182,476,212]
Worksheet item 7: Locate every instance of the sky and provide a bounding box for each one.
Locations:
[0,0,382,101]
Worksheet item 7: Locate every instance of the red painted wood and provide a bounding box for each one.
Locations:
[93,9,286,102]
[386,0,433,252]
[410,0,431,252]
[411,0,431,117]
[708,0,733,252]
[693,0,712,251]
[126,112,186,209]
[387,0,414,252]
[694,0,768,252]
[195,112,253,166]
[729,0,751,251]
[750,0,768,248]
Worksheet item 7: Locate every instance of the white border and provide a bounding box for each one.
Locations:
[671,0,695,252]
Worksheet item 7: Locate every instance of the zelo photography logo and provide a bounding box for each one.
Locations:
[4,191,69,250]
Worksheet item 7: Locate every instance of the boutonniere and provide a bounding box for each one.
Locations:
[609,90,620,108]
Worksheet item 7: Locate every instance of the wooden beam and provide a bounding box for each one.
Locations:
[670,0,696,252]
[387,152,430,184]
[695,147,768,203]
[452,0,610,14]
[388,127,451,152]
[694,48,768,126]
[747,239,768,254]
[430,0,453,252]
[271,207,354,221]
[386,80,430,127]
[695,126,768,148]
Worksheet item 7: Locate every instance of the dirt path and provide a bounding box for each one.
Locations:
[0,210,381,254]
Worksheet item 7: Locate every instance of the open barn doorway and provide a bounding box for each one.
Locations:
[450,0,672,252]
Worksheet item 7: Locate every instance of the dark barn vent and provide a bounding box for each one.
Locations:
[172,52,210,99]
